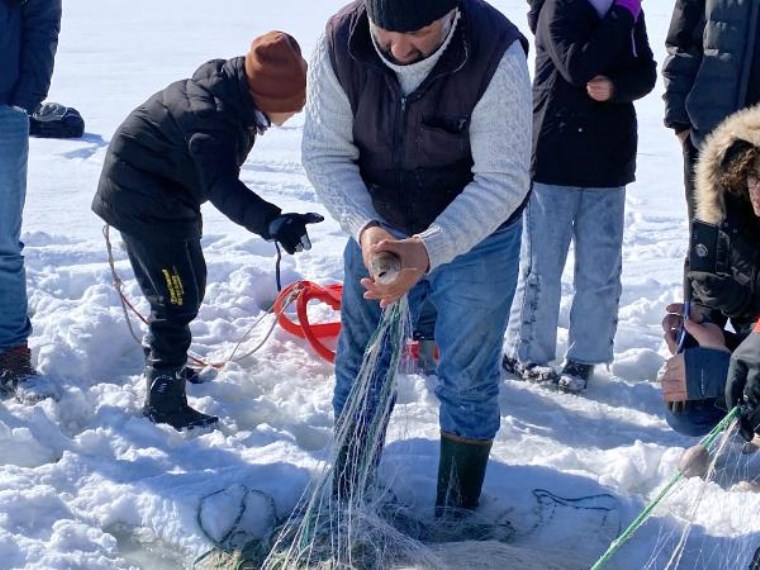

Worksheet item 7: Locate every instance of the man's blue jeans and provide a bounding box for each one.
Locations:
[0,105,32,352]
[334,219,522,441]
[505,182,625,366]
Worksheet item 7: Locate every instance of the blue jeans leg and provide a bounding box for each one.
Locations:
[0,105,32,352]
[665,401,724,437]
[505,183,576,365]
[567,187,625,364]
[432,219,522,440]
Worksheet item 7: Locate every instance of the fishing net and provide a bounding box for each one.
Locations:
[193,295,627,570]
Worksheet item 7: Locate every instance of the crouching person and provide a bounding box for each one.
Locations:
[92,32,322,431]
[660,105,760,443]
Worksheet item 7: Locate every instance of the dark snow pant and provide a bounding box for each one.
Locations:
[121,233,206,370]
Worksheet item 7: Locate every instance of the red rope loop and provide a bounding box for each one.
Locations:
[274,280,342,363]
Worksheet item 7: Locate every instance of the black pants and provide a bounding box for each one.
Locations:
[121,233,206,370]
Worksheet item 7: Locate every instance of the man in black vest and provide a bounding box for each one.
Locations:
[303,0,531,514]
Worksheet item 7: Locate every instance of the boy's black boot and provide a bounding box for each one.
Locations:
[435,432,492,516]
[144,367,218,431]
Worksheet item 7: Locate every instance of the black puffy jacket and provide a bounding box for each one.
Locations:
[92,58,281,242]
[0,0,61,113]
[662,0,760,146]
[530,0,656,188]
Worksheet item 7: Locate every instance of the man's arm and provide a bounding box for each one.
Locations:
[301,35,379,242]
[11,0,62,113]
[415,42,531,271]
[662,0,705,133]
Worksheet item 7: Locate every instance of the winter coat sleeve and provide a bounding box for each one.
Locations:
[662,0,705,131]
[539,0,640,87]
[301,34,380,243]
[11,0,61,114]
[684,346,731,400]
[188,128,281,237]
[416,42,532,270]
[606,13,657,103]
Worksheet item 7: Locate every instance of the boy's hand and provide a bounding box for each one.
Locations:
[267,212,324,254]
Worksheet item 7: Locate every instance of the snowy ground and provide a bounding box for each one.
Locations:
[2,1,760,569]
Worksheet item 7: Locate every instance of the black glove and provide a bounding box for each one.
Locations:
[267,212,324,254]
[688,271,752,319]
[725,331,760,441]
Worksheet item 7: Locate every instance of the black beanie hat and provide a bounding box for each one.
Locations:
[365,0,459,33]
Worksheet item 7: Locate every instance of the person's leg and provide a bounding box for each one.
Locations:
[121,233,216,430]
[332,239,431,498]
[665,400,724,437]
[333,239,385,420]
[504,183,577,369]
[122,234,203,370]
[0,106,32,354]
[565,187,625,371]
[431,218,521,511]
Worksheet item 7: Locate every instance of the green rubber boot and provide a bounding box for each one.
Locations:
[435,432,493,516]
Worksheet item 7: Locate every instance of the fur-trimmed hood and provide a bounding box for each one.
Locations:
[696,104,760,224]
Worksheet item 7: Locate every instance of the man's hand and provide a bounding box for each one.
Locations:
[660,354,687,403]
[726,331,760,440]
[662,303,727,354]
[586,75,614,102]
[359,236,430,308]
[662,302,685,355]
[359,224,396,271]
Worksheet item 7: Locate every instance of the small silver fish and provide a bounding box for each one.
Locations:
[678,444,711,479]
[370,251,401,285]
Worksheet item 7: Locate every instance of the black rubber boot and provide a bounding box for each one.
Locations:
[435,432,492,516]
[144,367,218,431]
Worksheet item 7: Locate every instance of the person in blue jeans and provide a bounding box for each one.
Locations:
[504,0,656,393]
[302,0,531,513]
[0,0,62,404]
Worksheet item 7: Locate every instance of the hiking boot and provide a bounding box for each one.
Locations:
[502,354,559,385]
[144,367,219,431]
[558,360,594,393]
[0,343,60,403]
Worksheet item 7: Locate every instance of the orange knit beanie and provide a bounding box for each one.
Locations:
[244,31,308,115]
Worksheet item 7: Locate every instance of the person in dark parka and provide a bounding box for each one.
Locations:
[92,31,322,431]
[504,0,656,392]
[662,0,760,222]
[659,105,760,443]
[0,0,62,404]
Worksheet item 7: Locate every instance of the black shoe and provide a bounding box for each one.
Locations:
[558,360,594,393]
[502,355,558,385]
[0,343,61,403]
[144,368,218,431]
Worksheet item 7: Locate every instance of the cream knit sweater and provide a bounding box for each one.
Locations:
[302,24,532,271]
